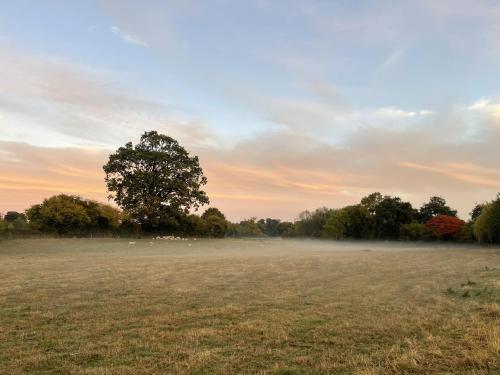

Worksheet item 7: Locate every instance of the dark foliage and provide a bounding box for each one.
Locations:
[372,195,416,239]
[419,196,457,222]
[258,218,294,237]
[294,207,333,237]
[103,131,209,232]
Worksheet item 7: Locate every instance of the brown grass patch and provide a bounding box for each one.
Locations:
[0,238,499,374]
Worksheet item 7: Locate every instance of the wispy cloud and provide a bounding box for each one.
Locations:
[467,98,500,120]
[0,141,108,214]
[110,25,148,47]
[379,47,405,70]
[0,42,213,148]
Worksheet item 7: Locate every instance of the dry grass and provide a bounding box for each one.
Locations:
[0,238,499,374]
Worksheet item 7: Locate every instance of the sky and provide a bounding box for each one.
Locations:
[1,0,500,221]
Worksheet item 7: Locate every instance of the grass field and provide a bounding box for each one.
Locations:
[0,238,499,374]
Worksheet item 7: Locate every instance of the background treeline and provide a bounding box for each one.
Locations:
[0,195,230,239]
[300,193,500,243]
[2,192,500,244]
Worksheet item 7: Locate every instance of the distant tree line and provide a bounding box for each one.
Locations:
[3,192,499,244]
[0,195,232,239]
[1,131,499,244]
[292,194,463,241]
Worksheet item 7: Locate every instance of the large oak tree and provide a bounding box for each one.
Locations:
[103,131,209,229]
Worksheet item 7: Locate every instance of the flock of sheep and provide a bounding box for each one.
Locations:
[128,236,197,246]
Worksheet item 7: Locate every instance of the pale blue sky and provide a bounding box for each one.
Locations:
[1,0,500,219]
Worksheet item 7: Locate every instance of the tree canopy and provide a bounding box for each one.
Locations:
[372,195,416,239]
[4,211,26,223]
[294,207,333,237]
[474,194,500,244]
[324,205,372,240]
[25,195,122,236]
[202,207,226,220]
[419,196,457,222]
[425,215,464,238]
[103,131,209,230]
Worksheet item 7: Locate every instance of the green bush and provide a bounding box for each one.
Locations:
[474,197,500,244]
[294,207,333,237]
[400,222,436,241]
[229,218,264,237]
[456,222,476,243]
[204,215,229,238]
[324,205,373,240]
[257,218,294,237]
[0,219,7,237]
[26,195,122,236]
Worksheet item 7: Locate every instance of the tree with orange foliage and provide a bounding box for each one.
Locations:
[425,215,465,238]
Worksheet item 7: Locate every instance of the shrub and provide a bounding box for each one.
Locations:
[418,196,457,222]
[456,222,476,243]
[204,215,229,238]
[324,205,373,240]
[474,197,500,244]
[372,196,416,239]
[400,222,436,241]
[181,214,207,236]
[230,218,264,237]
[4,211,27,223]
[0,219,7,237]
[425,215,465,239]
[294,207,334,237]
[26,195,121,236]
[323,209,344,239]
[201,208,226,220]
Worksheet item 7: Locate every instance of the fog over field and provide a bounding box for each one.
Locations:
[1,239,498,374]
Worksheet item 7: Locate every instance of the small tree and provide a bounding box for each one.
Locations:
[419,196,457,222]
[201,208,226,220]
[201,207,229,238]
[400,223,436,241]
[425,215,465,239]
[258,218,288,237]
[373,196,416,239]
[360,192,384,215]
[25,195,121,236]
[204,216,229,238]
[324,205,372,240]
[470,203,485,222]
[474,195,500,244]
[294,207,333,237]
[230,218,264,237]
[26,195,92,235]
[4,211,27,223]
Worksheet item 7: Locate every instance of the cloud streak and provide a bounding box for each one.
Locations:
[0,41,214,148]
[110,26,149,47]
[380,48,405,70]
